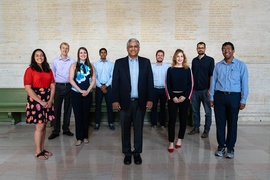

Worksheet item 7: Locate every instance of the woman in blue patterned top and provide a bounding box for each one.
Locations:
[69,47,96,146]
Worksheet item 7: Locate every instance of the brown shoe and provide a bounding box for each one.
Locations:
[188,128,200,135]
[201,131,209,138]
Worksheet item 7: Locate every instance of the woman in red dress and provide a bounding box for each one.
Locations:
[24,49,55,160]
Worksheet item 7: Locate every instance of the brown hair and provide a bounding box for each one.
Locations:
[75,47,93,78]
[156,49,164,56]
[60,42,69,49]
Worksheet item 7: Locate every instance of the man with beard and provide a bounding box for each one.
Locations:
[188,42,215,138]
[151,50,169,131]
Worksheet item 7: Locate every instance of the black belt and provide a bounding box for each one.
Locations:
[130,98,138,101]
[216,91,240,95]
[56,82,71,86]
[100,85,111,88]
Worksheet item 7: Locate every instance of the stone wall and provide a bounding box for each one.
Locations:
[0,0,269,122]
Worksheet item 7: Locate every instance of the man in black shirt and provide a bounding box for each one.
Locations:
[188,42,215,138]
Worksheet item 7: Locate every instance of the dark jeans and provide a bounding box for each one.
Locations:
[151,88,167,126]
[191,89,212,132]
[214,91,241,151]
[52,84,72,134]
[71,91,92,140]
[168,93,190,142]
[119,100,146,156]
[95,86,113,125]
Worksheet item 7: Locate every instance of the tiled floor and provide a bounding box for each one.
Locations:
[0,121,270,180]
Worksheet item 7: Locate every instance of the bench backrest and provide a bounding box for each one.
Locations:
[0,88,27,105]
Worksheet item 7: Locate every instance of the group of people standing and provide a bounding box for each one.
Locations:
[23,38,248,164]
[23,43,114,159]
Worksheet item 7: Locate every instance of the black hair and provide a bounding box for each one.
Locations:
[222,42,235,50]
[99,48,107,54]
[30,49,50,72]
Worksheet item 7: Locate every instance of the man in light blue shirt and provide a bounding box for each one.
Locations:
[151,50,169,131]
[128,56,139,98]
[210,42,249,159]
[49,42,76,140]
[93,48,115,131]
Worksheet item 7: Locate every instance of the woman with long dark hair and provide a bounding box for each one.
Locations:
[69,47,96,146]
[166,49,193,153]
[24,49,55,160]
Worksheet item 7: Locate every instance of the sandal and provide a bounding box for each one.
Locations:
[43,150,53,156]
[35,151,48,160]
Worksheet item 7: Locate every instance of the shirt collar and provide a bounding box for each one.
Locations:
[128,56,138,61]
[155,62,164,66]
[59,55,71,61]
[222,57,235,64]
[80,61,86,65]
[99,59,108,62]
[197,54,206,60]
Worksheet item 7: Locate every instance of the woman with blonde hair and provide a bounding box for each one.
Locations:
[166,49,193,153]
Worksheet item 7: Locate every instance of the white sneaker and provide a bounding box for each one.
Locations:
[226,150,234,159]
[215,148,225,157]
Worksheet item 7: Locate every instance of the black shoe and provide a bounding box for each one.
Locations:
[63,131,74,136]
[188,128,200,135]
[124,155,132,165]
[109,124,115,131]
[201,131,209,138]
[133,154,142,165]
[94,124,100,131]
[48,133,59,140]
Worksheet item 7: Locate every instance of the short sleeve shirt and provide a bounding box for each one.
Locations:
[24,67,55,88]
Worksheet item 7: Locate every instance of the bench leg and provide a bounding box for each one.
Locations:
[8,112,22,125]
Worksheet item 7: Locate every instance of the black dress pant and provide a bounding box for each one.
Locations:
[119,100,146,156]
[151,88,167,126]
[168,93,190,142]
[71,91,92,140]
[214,91,241,151]
[95,86,113,125]
[52,83,72,134]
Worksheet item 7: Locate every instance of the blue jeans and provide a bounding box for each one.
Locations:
[191,89,212,132]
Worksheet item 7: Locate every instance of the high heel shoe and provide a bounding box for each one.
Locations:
[168,148,174,153]
[175,144,181,148]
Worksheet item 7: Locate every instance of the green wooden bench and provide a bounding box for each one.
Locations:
[0,88,27,124]
[0,88,193,126]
